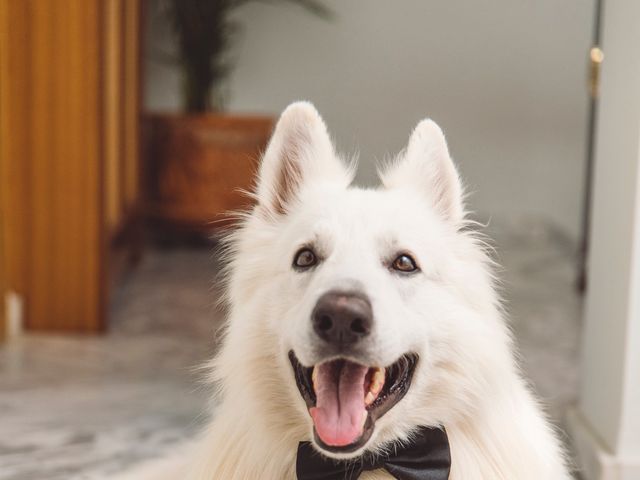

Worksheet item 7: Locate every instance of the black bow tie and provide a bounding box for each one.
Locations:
[296,426,450,480]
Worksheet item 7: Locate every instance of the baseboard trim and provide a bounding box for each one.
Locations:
[567,407,640,480]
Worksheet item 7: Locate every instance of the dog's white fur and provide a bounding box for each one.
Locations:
[120,102,571,480]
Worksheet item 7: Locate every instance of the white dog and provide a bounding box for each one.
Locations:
[121,102,570,480]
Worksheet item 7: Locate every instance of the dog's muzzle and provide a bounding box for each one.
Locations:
[289,290,418,455]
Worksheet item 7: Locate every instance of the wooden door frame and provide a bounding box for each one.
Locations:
[568,0,640,477]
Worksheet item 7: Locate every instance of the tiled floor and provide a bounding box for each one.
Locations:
[0,219,582,479]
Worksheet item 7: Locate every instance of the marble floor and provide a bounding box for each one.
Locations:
[0,218,582,479]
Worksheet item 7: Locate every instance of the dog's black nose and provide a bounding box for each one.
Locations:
[312,291,372,346]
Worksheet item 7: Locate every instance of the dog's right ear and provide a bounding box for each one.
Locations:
[381,119,465,225]
[256,102,350,216]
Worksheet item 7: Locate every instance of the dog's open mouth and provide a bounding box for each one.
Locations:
[289,351,418,453]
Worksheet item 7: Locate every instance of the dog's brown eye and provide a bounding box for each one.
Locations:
[293,248,317,269]
[392,254,419,273]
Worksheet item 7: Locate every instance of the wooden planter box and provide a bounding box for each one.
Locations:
[144,113,274,237]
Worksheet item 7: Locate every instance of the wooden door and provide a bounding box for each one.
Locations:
[0,0,142,333]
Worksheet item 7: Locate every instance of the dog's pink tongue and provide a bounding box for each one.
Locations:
[310,361,368,447]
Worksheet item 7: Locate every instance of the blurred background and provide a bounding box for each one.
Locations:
[1,1,639,479]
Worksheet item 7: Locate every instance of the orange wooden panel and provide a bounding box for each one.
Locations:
[0,0,30,301]
[73,0,104,332]
[123,0,142,215]
[104,0,125,232]
[1,0,106,332]
[103,0,142,239]
[0,0,6,338]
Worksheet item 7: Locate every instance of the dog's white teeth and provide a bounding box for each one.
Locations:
[364,367,386,406]
[360,410,368,429]
[371,368,385,394]
[311,366,318,390]
[365,391,376,406]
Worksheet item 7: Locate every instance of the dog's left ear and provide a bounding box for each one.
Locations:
[256,101,350,216]
[382,119,464,224]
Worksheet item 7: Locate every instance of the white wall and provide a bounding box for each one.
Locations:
[145,0,595,240]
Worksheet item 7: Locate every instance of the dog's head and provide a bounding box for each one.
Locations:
[226,102,505,459]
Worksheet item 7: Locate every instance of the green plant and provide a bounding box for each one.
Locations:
[164,0,332,113]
